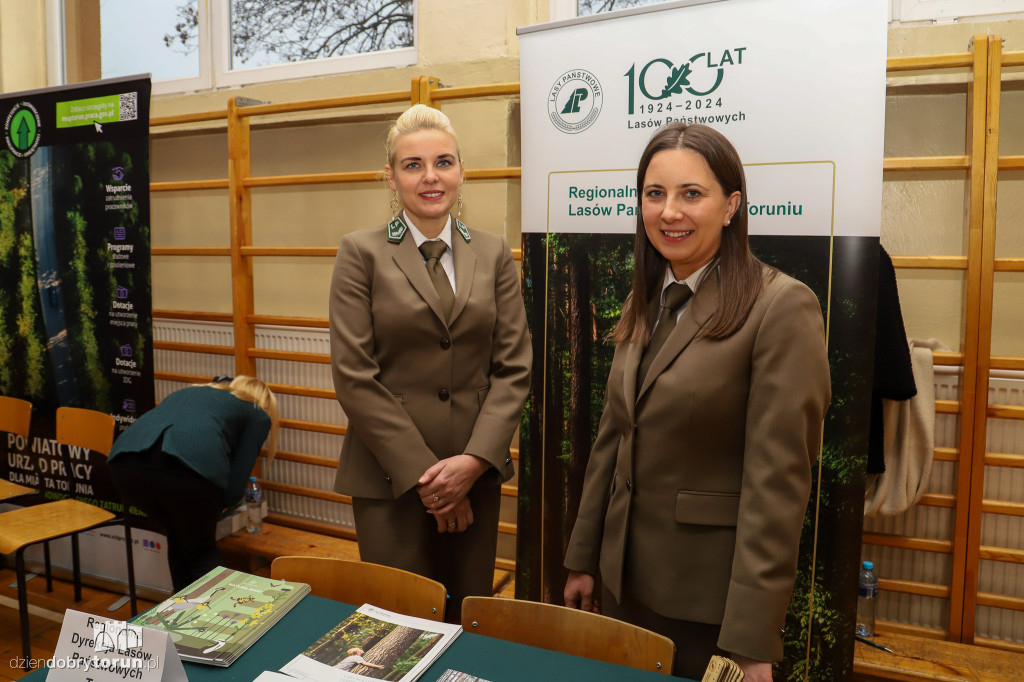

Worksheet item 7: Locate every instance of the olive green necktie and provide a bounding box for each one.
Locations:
[419,240,454,322]
[637,282,692,390]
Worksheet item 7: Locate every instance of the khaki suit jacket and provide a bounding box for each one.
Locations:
[564,269,831,662]
[330,220,531,499]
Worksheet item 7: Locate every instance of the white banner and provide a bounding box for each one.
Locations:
[519,0,887,238]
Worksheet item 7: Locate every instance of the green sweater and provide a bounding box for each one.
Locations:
[109,385,270,504]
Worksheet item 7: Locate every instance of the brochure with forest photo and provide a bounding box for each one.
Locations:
[278,604,462,682]
[132,566,310,666]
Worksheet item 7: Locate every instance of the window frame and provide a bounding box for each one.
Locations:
[208,0,417,90]
[52,0,418,95]
[550,0,1024,23]
[892,0,1024,22]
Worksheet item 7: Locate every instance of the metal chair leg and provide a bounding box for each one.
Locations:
[71,533,82,602]
[124,517,137,615]
[17,549,31,669]
[44,540,52,592]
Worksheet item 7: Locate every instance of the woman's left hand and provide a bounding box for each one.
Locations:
[417,454,490,512]
[732,655,773,682]
[431,496,474,533]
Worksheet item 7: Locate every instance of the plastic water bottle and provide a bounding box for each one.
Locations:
[856,560,878,636]
[245,476,263,534]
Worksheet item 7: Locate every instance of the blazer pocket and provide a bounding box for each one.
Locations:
[392,393,404,404]
[475,386,489,407]
[675,490,740,527]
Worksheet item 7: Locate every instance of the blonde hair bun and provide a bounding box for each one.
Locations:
[385,104,461,166]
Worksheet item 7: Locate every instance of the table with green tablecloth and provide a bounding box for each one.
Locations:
[29,596,692,681]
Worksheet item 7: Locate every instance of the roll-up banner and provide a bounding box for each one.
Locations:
[517,1,885,677]
[0,76,167,591]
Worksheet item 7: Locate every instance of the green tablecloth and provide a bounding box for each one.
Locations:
[186,596,680,681]
[30,596,689,681]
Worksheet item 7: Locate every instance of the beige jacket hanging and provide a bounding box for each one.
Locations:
[864,337,948,517]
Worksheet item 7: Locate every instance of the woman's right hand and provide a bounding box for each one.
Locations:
[564,570,599,613]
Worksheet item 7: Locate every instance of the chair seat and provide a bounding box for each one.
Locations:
[0,480,36,503]
[0,499,115,554]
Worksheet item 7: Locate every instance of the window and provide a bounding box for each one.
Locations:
[59,0,416,95]
[550,0,1024,23]
[891,0,1024,22]
[548,0,676,21]
[576,0,669,15]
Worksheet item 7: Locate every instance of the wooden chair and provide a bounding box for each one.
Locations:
[0,396,36,503]
[461,596,675,675]
[56,406,137,615]
[0,500,117,667]
[270,556,448,621]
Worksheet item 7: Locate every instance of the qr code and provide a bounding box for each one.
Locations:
[119,92,138,121]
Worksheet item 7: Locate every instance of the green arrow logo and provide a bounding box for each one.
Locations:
[14,112,34,149]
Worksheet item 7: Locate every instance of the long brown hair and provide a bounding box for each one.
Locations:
[612,123,774,344]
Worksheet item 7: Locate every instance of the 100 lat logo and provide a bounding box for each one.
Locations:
[624,48,745,124]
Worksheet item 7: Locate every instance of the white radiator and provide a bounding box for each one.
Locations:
[862,367,1024,644]
[153,320,354,530]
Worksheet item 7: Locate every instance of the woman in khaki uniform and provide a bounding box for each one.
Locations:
[563,124,831,680]
[330,105,531,623]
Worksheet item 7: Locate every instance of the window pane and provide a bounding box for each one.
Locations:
[228,0,414,70]
[100,0,200,81]
[578,0,670,15]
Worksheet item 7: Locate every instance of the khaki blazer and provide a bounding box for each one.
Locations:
[330,219,532,500]
[564,269,831,662]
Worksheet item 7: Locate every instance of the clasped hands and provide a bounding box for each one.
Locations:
[417,453,489,534]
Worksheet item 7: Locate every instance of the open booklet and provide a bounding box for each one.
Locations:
[131,566,310,667]
[266,603,462,682]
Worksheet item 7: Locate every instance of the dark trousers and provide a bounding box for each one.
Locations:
[109,448,225,591]
[601,585,727,680]
[352,469,501,624]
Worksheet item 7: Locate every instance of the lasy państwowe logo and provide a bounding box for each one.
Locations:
[548,69,603,134]
[5,101,41,158]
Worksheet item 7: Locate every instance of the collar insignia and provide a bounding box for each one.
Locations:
[454,217,471,243]
[387,216,408,243]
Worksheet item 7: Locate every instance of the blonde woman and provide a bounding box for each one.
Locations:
[108,375,279,589]
[330,104,531,623]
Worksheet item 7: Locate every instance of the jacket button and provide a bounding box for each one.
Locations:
[384,475,391,483]
[505,457,512,465]
[440,337,451,350]
[625,479,632,490]
[438,389,450,401]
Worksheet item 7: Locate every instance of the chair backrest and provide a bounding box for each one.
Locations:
[0,396,32,438]
[461,596,675,675]
[56,407,116,456]
[270,556,448,622]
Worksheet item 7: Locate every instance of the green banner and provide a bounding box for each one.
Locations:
[55,94,127,129]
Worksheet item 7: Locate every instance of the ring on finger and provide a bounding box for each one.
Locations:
[432,495,439,504]
[447,521,456,529]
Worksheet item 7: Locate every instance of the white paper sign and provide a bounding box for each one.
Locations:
[47,609,187,682]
